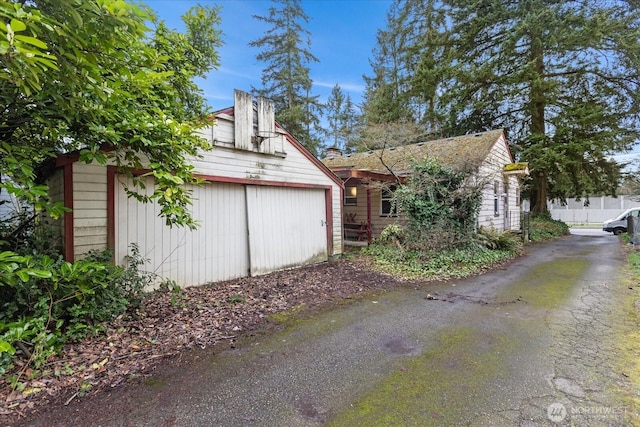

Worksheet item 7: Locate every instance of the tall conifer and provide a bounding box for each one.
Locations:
[250,0,323,154]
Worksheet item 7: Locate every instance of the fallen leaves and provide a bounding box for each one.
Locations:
[0,257,402,424]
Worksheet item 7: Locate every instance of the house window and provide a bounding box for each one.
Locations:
[494,181,500,217]
[345,186,357,206]
[381,185,397,216]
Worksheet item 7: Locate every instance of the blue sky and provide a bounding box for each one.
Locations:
[147,1,639,163]
[147,0,391,112]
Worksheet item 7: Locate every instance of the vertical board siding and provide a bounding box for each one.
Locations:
[257,97,276,155]
[115,176,250,288]
[246,186,328,276]
[195,117,343,256]
[549,195,640,224]
[234,90,252,151]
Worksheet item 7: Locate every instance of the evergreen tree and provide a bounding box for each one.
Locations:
[443,0,640,214]
[361,1,413,124]
[362,0,450,133]
[325,84,346,149]
[250,0,323,154]
[342,94,360,153]
[368,0,640,214]
[324,84,361,153]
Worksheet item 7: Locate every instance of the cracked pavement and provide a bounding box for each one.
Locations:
[20,230,635,426]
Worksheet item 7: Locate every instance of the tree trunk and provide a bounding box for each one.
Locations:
[529,20,549,215]
[531,171,548,215]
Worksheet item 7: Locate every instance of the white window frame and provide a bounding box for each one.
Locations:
[381,185,397,216]
[345,186,357,206]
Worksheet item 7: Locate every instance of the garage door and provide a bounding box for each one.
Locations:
[115,178,329,287]
[246,186,328,276]
[115,177,250,286]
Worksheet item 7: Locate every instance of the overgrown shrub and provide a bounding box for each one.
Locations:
[395,158,482,251]
[362,242,515,281]
[476,227,523,253]
[529,214,570,242]
[377,224,408,248]
[0,208,62,257]
[0,244,155,377]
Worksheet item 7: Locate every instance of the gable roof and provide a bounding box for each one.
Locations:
[212,93,344,189]
[322,129,509,176]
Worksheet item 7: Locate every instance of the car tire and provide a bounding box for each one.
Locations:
[613,228,626,235]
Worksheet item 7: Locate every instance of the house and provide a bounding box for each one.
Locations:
[322,129,528,242]
[46,90,344,288]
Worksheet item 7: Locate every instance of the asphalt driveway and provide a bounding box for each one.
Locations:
[22,231,632,426]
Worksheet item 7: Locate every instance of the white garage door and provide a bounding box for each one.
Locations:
[246,186,328,276]
[115,177,250,286]
[115,178,329,287]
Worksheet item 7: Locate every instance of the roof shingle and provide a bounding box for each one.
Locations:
[322,129,506,175]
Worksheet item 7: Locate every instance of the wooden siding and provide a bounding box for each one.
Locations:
[46,170,65,247]
[343,184,404,238]
[246,186,328,276]
[115,177,330,287]
[476,136,520,231]
[195,116,342,256]
[73,163,108,258]
[257,97,276,155]
[234,90,252,151]
[341,134,520,239]
[115,176,250,287]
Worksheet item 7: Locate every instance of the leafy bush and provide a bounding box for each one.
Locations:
[475,227,523,253]
[0,244,155,376]
[529,215,570,242]
[0,208,63,257]
[395,158,482,251]
[363,242,515,281]
[377,224,408,247]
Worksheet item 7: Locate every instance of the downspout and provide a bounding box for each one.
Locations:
[366,187,372,244]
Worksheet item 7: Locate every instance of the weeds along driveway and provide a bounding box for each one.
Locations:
[21,232,630,426]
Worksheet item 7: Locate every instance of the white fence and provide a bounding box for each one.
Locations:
[549,195,640,224]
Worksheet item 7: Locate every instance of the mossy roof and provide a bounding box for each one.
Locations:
[322,129,507,175]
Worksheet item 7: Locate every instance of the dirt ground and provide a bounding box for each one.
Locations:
[0,256,410,424]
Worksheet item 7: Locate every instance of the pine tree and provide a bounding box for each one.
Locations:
[367,0,640,214]
[324,84,361,153]
[362,0,450,133]
[442,0,640,213]
[342,94,360,154]
[361,1,413,124]
[249,0,323,154]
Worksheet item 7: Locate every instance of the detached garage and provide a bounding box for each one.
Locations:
[49,90,344,288]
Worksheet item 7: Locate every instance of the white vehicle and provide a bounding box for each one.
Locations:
[602,208,640,235]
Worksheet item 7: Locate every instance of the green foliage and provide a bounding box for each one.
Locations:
[0,244,154,376]
[377,224,408,246]
[475,227,523,253]
[362,243,515,281]
[362,0,449,131]
[0,208,63,257]
[395,158,482,250]
[366,0,640,212]
[324,84,360,154]
[227,294,246,305]
[1,0,222,228]
[249,0,323,154]
[529,215,570,242]
[629,250,640,274]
